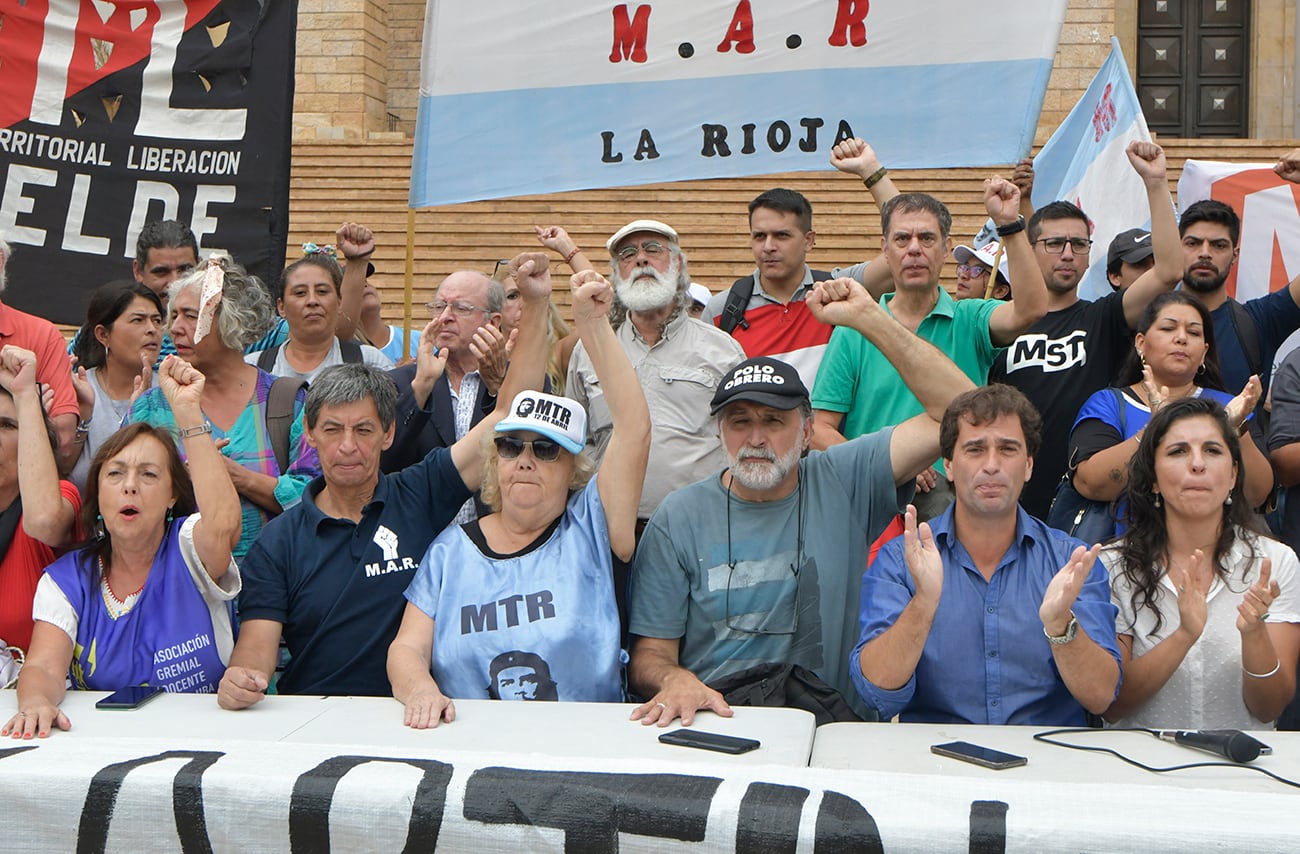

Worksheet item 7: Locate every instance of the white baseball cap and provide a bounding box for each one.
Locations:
[687,282,712,307]
[606,220,680,254]
[495,391,587,453]
[953,240,1010,283]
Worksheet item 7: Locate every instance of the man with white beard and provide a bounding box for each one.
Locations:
[628,277,974,724]
[566,219,745,525]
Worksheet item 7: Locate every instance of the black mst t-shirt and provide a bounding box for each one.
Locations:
[989,290,1132,519]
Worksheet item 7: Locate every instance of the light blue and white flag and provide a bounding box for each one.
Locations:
[410,1,1069,207]
[1029,37,1160,302]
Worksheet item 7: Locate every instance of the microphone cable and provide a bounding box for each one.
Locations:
[1031,727,1300,790]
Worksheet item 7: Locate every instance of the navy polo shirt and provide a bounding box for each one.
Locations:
[239,447,470,696]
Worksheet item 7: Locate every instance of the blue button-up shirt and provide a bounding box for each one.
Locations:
[851,505,1120,725]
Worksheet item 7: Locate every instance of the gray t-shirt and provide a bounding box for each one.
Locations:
[630,428,909,718]
[70,367,154,491]
[244,338,392,382]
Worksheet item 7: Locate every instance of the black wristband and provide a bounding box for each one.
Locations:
[995,216,1026,238]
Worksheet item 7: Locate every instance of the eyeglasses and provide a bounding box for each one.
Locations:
[494,436,564,462]
[956,264,989,277]
[1035,237,1092,255]
[427,299,489,317]
[615,240,668,262]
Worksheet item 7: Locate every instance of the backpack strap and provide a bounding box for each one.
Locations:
[256,345,278,373]
[266,376,307,474]
[718,269,835,336]
[339,339,364,364]
[1226,299,1263,378]
[718,276,756,335]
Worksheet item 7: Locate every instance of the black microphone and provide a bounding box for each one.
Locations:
[1156,729,1262,763]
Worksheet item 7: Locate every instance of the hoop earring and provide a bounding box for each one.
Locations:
[1197,362,1206,375]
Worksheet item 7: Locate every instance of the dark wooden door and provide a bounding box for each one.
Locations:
[1137,0,1250,137]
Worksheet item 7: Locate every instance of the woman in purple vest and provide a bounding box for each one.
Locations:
[3,355,242,739]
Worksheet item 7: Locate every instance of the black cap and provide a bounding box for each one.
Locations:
[710,357,809,414]
[1107,228,1154,274]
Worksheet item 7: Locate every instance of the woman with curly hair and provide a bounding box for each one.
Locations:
[128,257,320,560]
[1102,396,1300,729]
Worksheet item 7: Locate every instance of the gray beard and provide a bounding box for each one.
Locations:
[614,259,679,312]
[727,443,802,492]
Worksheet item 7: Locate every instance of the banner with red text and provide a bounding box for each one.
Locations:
[410,1,1069,206]
[1178,159,1300,302]
[0,0,296,324]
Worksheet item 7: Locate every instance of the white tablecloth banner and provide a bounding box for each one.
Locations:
[1,737,1296,852]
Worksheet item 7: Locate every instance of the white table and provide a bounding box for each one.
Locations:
[0,690,820,853]
[807,721,1300,851]
[0,690,814,766]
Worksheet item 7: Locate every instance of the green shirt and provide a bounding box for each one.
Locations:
[811,289,1000,458]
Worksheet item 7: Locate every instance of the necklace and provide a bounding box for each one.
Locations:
[99,555,146,619]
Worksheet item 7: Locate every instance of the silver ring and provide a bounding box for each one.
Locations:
[656,702,666,708]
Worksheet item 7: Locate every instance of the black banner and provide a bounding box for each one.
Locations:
[0,0,295,323]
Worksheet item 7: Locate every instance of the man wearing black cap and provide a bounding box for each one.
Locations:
[1105,228,1155,291]
[627,277,974,725]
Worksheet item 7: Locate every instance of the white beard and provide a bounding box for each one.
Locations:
[613,256,680,312]
[726,441,802,492]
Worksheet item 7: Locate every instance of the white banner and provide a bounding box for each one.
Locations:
[410,1,1069,206]
[2,737,1298,852]
[1028,38,1164,303]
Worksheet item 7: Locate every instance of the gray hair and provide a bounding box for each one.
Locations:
[485,279,506,314]
[170,257,276,350]
[0,233,9,294]
[304,363,398,431]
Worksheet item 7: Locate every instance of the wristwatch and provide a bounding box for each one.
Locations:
[1044,612,1078,645]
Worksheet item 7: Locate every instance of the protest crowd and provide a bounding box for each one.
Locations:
[8,139,1300,744]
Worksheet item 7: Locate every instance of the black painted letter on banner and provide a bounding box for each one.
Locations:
[969,800,1009,854]
[464,767,722,852]
[289,755,453,854]
[813,790,885,853]
[77,749,225,854]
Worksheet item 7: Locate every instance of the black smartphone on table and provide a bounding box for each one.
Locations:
[96,685,165,710]
[658,729,761,755]
[930,740,1027,770]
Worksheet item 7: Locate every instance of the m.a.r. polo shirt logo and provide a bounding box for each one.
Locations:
[723,363,786,391]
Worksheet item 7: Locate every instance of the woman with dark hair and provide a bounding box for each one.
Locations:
[245,252,391,382]
[68,281,163,490]
[129,257,320,560]
[1066,290,1273,532]
[3,357,242,738]
[1101,397,1300,729]
[387,269,650,726]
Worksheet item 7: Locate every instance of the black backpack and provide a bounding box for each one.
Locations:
[718,270,834,335]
